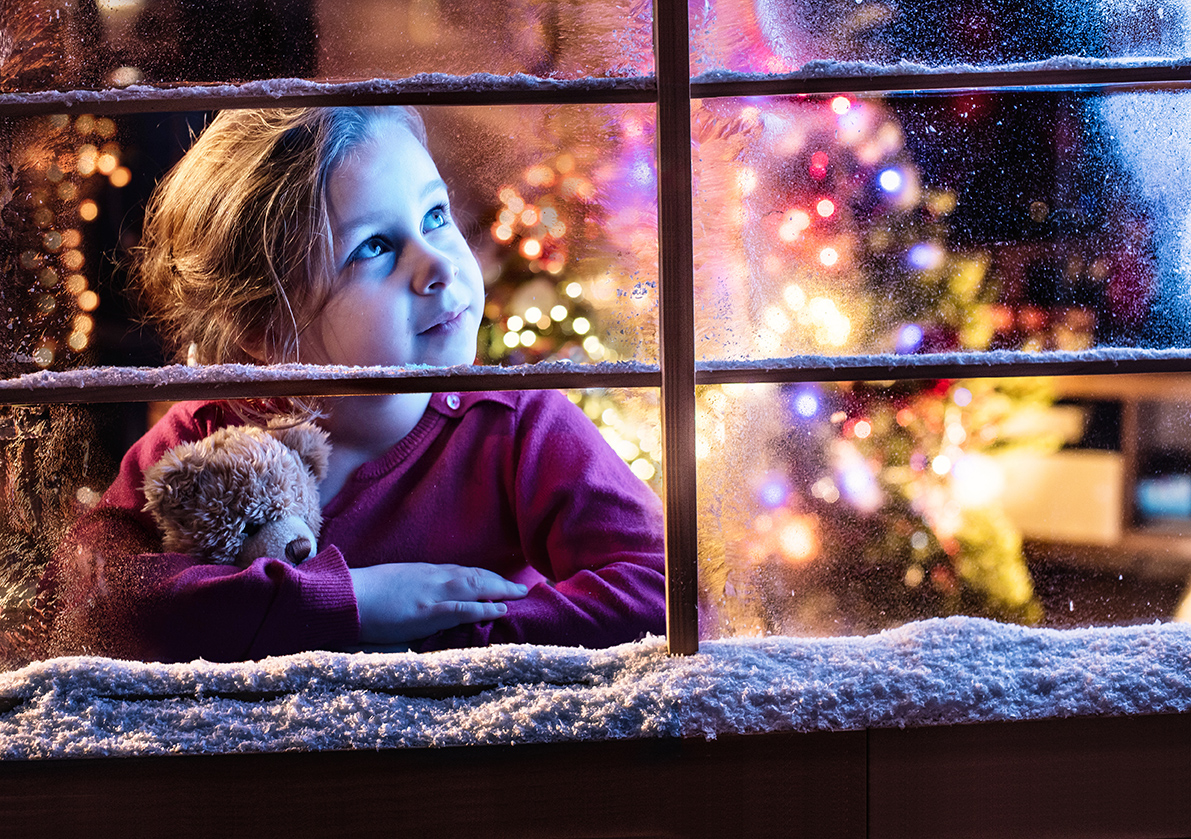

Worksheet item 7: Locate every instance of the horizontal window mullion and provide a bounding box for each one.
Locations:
[0,363,661,406]
[696,349,1191,385]
[0,75,657,118]
[692,60,1191,99]
[6,349,1191,405]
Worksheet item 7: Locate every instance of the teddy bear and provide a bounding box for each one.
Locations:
[141,420,331,567]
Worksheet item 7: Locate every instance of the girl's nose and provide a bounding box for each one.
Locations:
[409,241,456,295]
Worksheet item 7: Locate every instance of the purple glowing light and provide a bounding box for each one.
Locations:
[896,323,924,353]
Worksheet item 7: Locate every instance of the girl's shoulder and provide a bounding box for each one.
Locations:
[150,400,241,444]
[433,389,578,424]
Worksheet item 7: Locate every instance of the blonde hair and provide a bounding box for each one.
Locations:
[136,106,427,368]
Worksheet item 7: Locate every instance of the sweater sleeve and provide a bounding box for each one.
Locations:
[41,402,359,663]
[416,392,666,651]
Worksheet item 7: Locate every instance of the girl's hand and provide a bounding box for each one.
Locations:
[349,563,530,644]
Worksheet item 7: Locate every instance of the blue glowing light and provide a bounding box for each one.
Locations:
[878,168,904,193]
[896,323,924,353]
[630,159,654,186]
[794,390,819,418]
[906,242,944,271]
[758,475,790,509]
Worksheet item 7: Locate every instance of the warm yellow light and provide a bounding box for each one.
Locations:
[524,306,542,323]
[109,164,132,185]
[76,145,98,176]
[819,247,840,267]
[854,420,872,439]
[520,238,542,259]
[525,165,556,187]
[932,455,952,475]
[67,331,88,351]
[519,330,537,348]
[630,459,656,481]
[572,317,591,335]
[763,306,791,334]
[62,249,84,270]
[493,224,514,242]
[521,207,539,226]
[550,305,568,321]
[778,516,819,563]
[816,198,835,218]
[79,200,98,221]
[77,290,99,311]
[831,96,852,114]
[564,282,583,299]
[503,331,521,348]
[778,209,811,242]
[32,344,54,367]
[506,315,524,331]
[96,153,118,176]
[736,167,758,196]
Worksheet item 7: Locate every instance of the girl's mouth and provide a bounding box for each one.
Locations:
[420,308,468,337]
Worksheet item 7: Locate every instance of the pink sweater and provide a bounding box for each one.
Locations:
[43,391,666,662]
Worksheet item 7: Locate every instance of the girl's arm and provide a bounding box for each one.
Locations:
[415,391,667,651]
[40,401,359,663]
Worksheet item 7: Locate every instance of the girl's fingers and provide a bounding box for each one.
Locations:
[432,599,510,627]
[441,569,529,601]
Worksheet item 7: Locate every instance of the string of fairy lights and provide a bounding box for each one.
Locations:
[15,113,129,370]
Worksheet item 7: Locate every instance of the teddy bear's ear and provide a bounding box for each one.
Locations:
[141,443,203,520]
[268,421,331,483]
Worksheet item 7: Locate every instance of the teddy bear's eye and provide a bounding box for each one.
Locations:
[242,520,263,538]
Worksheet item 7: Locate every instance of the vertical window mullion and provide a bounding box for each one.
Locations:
[652,0,699,654]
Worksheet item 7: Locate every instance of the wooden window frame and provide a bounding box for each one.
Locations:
[3,0,1191,657]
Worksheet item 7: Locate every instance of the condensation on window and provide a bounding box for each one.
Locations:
[692,90,1191,363]
[696,376,1191,641]
[0,0,654,94]
[691,0,1189,75]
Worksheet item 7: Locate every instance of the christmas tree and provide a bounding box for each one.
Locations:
[475,87,1130,637]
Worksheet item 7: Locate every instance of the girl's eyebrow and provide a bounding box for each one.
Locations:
[334,178,450,237]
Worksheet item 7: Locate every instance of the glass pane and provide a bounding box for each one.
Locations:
[0,103,657,378]
[0,385,662,670]
[1,0,653,94]
[692,0,1186,75]
[0,100,663,670]
[692,90,1187,362]
[697,376,1190,640]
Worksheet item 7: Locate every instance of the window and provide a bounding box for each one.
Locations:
[3,0,1191,669]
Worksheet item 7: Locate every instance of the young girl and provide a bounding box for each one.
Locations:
[41,107,666,662]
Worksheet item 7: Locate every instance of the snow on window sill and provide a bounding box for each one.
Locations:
[2,616,1189,759]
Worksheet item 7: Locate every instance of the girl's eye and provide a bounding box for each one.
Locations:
[350,237,387,262]
[423,206,450,233]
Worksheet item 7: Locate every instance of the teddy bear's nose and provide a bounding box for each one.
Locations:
[285,537,313,563]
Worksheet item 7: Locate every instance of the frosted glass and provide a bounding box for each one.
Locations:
[697,378,1190,640]
[692,90,1191,363]
[0,103,657,377]
[692,0,1189,75]
[0,0,653,94]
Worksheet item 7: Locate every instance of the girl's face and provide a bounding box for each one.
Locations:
[304,120,484,369]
